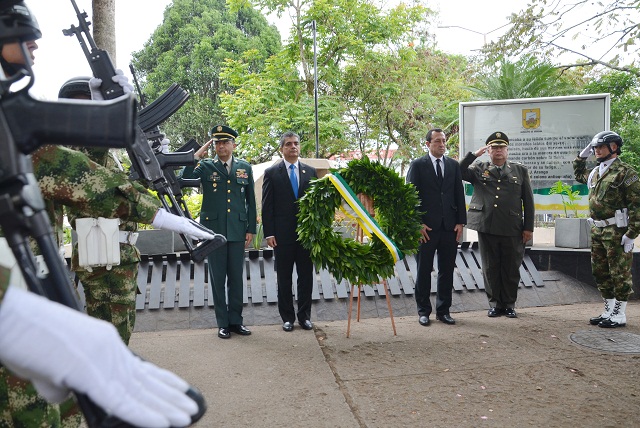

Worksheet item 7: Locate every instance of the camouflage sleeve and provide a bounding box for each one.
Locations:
[573,157,589,184]
[32,145,160,224]
[622,167,640,239]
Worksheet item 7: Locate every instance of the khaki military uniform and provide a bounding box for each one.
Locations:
[460,152,535,309]
[181,156,257,329]
[574,157,640,300]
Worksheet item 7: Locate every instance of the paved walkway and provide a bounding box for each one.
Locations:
[129,300,640,428]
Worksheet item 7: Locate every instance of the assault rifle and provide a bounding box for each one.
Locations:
[63,0,221,262]
[0,39,206,427]
[129,64,202,217]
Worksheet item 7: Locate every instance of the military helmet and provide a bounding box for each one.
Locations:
[58,76,91,99]
[590,131,623,148]
[0,1,41,43]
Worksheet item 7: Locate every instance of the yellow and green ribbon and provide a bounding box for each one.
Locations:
[328,172,404,262]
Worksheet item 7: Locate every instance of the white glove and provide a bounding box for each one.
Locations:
[621,235,634,253]
[579,143,592,159]
[0,286,199,428]
[152,208,217,240]
[88,77,104,101]
[88,69,133,101]
[160,138,171,154]
[113,68,134,94]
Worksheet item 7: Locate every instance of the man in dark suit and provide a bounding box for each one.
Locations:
[181,125,257,339]
[407,128,467,326]
[460,131,535,318]
[262,131,318,332]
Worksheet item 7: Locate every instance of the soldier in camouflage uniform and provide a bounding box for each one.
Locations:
[0,25,213,426]
[574,131,640,328]
[58,76,143,345]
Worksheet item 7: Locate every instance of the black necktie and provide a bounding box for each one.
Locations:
[436,159,443,182]
[223,162,229,174]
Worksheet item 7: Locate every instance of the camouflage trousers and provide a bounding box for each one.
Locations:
[76,260,139,345]
[0,366,81,428]
[591,225,634,301]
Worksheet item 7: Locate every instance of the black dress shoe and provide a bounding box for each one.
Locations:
[282,321,294,332]
[504,308,518,318]
[230,324,251,335]
[419,316,430,326]
[299,320,314,330]
[487,308,503,317]
[436,314,456,325]
[218,328,231,339]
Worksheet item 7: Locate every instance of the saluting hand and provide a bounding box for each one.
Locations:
[195,139,214,160]
[474,146,488,157]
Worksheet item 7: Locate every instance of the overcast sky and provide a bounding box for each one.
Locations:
[26,0,529,100]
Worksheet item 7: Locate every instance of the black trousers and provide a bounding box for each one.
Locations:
[415,228,458,317]
[274,241,314,323]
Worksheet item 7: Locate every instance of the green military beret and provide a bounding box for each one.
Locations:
[210,124,238,141]
[486,131,509,146]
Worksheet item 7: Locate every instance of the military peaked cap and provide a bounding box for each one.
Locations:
[210,124,238,141]
[486,131,509,146]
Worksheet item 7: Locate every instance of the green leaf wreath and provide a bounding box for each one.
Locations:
[297,157,423,285]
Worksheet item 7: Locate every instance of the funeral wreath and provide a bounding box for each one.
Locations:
[297,157,422,285]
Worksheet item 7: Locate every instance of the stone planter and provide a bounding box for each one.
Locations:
[554,218,591,249]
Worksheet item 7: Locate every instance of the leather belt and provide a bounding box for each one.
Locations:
[587,217,616,228]
[119,231,139,245]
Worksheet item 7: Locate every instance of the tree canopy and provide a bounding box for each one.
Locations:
[131,0,282,145]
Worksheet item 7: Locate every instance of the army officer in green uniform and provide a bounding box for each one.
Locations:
[460,132,535,318]
[182,125,257,339]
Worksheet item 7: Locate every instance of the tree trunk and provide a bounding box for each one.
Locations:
[92,0,117,67]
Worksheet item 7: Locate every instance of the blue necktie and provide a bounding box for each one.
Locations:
[289,164,298,198]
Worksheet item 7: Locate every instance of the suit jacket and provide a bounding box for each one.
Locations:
[460,152,534,236]
[262,159,317,245]
[406,155,467,231]
[181,156,257,241]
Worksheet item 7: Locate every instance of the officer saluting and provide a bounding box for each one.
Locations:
[181,125,257,339]
[575,131,640,328]
[460,132,535,318]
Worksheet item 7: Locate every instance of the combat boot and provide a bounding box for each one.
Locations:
[589,298,615,325]
[598,301,627,328]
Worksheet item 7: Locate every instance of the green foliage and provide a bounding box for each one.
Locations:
[486,0,640,76]
[131,0,282,147]
[297,157,422,285]
[549,180,580,218]
[251,222,264,249]
[583,69,640,172]
[467,55,579,100]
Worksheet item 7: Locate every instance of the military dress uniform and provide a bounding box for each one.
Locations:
[180,130,257,333]
[574,151,640,324]
[460,132,535,313]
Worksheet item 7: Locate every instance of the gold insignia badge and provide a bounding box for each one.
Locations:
[217,125,222,132]
[522,108,541,129]
[496,132,502,138]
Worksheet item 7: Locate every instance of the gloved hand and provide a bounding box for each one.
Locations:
[152,208,218,241]
[621,235,634,253]
[160,138,171,154]
[88,69,134,101]
[0,286,199,428]
[579,143,592,159]
[112,68,134,94]
[88,77,104,101]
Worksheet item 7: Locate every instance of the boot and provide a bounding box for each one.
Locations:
[598,301,627,328]
[589,298,615,325]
